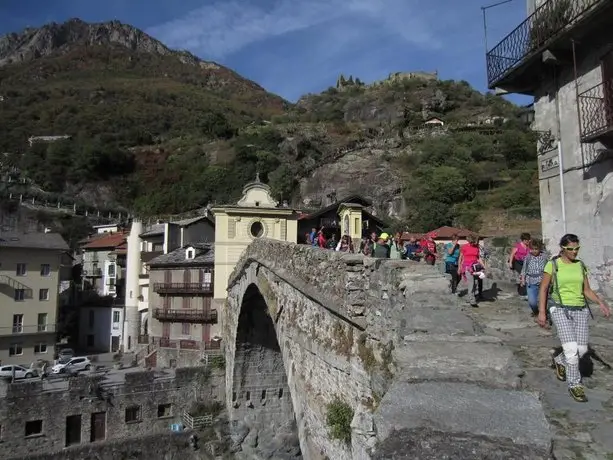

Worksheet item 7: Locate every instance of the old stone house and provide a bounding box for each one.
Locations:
[145,243,218,366]
[487,0,613,297]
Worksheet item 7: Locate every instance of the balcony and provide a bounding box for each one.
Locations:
[84,268,103,277]
[150,336,222,351]
[152,308,218,323]
[0,275,33,299]
[153,282,213,295]
[578,79,613,142]
[138,334,149,344]
[486,0,612,93]
[0,323,57,336]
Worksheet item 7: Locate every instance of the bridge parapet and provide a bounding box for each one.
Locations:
[226,239,552,459]
[228,238,375,322]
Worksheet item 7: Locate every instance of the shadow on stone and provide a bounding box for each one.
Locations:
[231,284,302,459]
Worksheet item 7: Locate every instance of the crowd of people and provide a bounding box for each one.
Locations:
[305,228,437,262]
[306,226,611,403]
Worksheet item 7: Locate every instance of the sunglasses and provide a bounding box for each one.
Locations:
[562,246,580,252]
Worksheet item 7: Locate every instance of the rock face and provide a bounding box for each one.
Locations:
[224,239,553,459]
[298,138,407,216]
[0,18,191,67]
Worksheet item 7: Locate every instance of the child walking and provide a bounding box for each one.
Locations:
[520,239,548,316]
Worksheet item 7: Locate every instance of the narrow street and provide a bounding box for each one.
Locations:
[465,286,613,460]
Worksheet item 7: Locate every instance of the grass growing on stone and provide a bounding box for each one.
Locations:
[358,333,377,372]
[209,355,226,370]
[326,398,354,444]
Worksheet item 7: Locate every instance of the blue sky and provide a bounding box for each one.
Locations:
[0,0,532,104]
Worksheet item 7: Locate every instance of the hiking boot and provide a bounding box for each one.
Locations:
[552,357,566,382]
[568,385,588,403]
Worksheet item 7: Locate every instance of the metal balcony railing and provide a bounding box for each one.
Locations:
[150,336,222,350]
[578,79,613,142]
[153,282,213,294]
[486,0,603,87]
[0,323,56,336]
[137,334,149,344]
[84,268,103,277]
[152,308,218,323]
[0,275,33,299]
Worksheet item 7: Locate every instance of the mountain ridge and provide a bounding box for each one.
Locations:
[0,18,539,233]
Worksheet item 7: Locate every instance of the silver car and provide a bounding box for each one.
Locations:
[0,365,37,379]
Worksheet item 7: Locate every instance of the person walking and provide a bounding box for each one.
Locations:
[508,233,531,296]
[457,234,485,307]
[444,233,461,294]
[537,234,610,402]
[520,239,548,316]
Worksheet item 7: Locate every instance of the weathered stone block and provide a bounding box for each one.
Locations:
[373,382,551,457]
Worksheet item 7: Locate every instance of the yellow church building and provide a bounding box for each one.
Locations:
[211,174,298,303]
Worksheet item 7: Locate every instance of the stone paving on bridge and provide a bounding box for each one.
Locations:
[464,285,613,460]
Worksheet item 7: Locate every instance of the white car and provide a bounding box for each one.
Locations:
[52,357,91,374]
[0,365,37,379]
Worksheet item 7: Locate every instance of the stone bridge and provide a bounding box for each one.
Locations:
[224,239,552,460]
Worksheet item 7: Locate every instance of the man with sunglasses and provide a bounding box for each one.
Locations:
[537,234,610,403]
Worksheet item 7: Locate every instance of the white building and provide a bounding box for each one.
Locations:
[122,214,215,351]
[486,0,613,299]
[78,306,123,353]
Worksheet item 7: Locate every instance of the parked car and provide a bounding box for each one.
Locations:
[51,357,91,374]
[57,348,75,364]
[0,365,37,379]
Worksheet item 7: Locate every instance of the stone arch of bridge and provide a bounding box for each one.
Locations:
[230,281,302,457]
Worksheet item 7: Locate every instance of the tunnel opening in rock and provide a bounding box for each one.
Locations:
[232,283,302,458]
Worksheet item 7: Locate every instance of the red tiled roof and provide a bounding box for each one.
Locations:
[428,226,478,239]
[400,232,424,241]
[82,232,128,249]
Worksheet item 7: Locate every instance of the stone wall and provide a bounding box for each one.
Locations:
[225,239,552,459]
[0,367,225,459]
[9,432,200,460]
[154,346,224,369]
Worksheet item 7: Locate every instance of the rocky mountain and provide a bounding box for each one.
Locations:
[0,19,539,233]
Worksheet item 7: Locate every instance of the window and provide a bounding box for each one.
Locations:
[25,420,43,437]
[124,406,141,423]
[89,310,95,329]
[107,264,116,277]
[9,344,22,356]
[186,248,195,259]
[157,404,172,418]
[34,343,47,354]
[181,323,190,335]
[86,335,94,347]
[14,289,25,301]
[112,311,120,323]
[40,264,50,277]
[250,221,264,238]
[37,313,48,332]
[16,263,26,276]
[12,314,23,333]
[39,289,49,301]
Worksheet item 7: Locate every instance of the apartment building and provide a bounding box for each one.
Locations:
[132,215,215,342]
[0,231,69,364]
[486,0,613,296]
[146,244,218,354]
[79,231,127,298]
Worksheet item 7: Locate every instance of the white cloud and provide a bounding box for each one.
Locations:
[146,0,441,59]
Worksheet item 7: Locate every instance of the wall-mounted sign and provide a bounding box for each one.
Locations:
[540,156,559,172]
